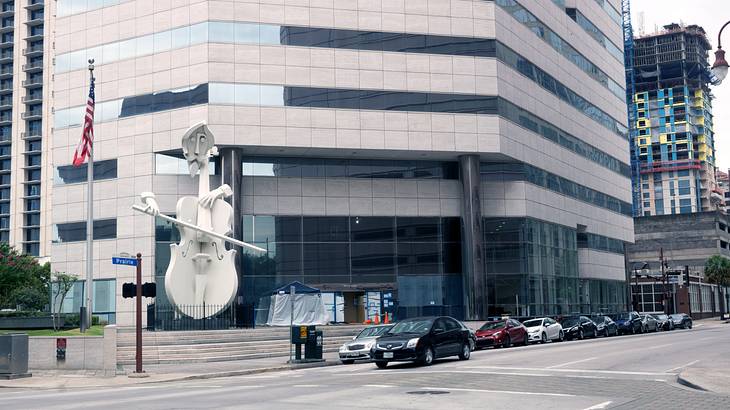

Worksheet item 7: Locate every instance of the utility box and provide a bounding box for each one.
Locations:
[304,330,323,360]
[0,333,32,379]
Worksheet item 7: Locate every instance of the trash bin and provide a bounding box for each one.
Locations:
[0,333,31,379]
[305,329,323,360]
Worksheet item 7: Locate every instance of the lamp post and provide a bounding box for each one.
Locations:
[711,21,730,84]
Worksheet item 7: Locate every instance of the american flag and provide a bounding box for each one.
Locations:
[72,76,95,167]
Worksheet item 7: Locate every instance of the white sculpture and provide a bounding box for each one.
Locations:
[134,123,265,319]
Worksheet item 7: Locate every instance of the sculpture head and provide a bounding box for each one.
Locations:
[181,122,215,177]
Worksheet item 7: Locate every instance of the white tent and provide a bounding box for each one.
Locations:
[262,282,328,326]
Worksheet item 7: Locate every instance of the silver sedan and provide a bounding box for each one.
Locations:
[339,325,393,364]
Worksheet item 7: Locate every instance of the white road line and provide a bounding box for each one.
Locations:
[293,384,321,388]
[423,387,575,397]
[466,365,675,376]
[363,384,395,388]
[647,343,674,349]
[665,360,700,373]
[583,401,612,410]
[547,357,597,369]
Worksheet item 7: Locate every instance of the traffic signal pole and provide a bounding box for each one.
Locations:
[136,253,143,374]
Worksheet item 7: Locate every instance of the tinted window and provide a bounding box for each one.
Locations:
[55,159,118,184]
[53,219,117,243]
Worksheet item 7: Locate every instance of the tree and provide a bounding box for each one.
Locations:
[51,272,77,331]
[704,255,730,317]
[0,243,50,310]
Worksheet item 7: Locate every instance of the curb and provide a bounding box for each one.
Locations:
[676,374,708,392]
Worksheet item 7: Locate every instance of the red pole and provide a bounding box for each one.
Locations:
[135,253,143,374]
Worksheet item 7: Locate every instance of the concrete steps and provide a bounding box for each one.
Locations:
[116,325,366,365]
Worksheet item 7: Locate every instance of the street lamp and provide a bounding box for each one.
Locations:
[632,262,649,312]
[712,21,730,84]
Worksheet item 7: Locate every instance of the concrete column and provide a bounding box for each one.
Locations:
[459,155,488,320]
[217,148,243,297]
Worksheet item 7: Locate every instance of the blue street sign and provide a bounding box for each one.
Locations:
[112,257,137,266]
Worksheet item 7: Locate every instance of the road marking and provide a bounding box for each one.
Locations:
[293,384,321,388]
[647,343,674,349]
[583,401,612,410]
[466,365,675,376]
[666,360,700,373]
[547,357,597,369]
[423,387,575,397]
[363,384,395,388]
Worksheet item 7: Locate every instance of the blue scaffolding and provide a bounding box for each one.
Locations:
[623,0,641,217]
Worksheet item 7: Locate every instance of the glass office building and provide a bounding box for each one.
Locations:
[51,0,632,325]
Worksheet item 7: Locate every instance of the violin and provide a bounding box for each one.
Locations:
[163,123,238,319]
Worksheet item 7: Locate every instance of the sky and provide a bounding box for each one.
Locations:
[632,0,730,170]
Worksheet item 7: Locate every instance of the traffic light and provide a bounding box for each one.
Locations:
[142,282,156,298]
[122,282,136,298]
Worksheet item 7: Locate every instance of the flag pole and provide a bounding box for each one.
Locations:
[85,60,95,331]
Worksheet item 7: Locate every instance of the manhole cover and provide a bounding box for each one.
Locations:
[406,390,450,395]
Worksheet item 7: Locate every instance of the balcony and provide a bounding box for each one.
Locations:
[25,30,42,42]
[21,77,42,87]
[0,8,13,18]
[22,60,42,72]
[0,52,11,62]
[21,93,41,103]
[24,13,43,26]
[0,115,11,124]
[0,37,13,48]
[0,99,11,109]
[22,45,42,56]
[0,22,13,33]
[21,131,42,140]
[0,67,11,79]
[21,110,41,120]
[25,0,44,11]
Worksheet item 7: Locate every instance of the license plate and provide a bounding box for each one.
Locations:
[383,352,394,358]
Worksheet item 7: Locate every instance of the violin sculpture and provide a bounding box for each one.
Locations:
[134,123,265,319]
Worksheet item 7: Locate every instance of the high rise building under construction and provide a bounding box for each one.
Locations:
[630,23,720,216]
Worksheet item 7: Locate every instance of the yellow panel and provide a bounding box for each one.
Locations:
[659,134,668,144]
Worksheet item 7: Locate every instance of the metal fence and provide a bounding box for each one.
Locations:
[147,303,249,331]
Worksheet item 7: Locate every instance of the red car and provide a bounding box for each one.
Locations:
[475,319,528,349]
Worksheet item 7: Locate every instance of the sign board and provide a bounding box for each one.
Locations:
[667,275,680,284]
[112,257,137,266]
[56,338,67,361]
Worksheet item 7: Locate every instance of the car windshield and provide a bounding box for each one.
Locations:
[522,319,543,327]
[387,319,433,335]
[613,313,630,320]
[592,316,605,323]
[479,321,506,331]
[357,326,392,339]
[655,314,668,320]
[670,314,683,319]
[561,317,579,327]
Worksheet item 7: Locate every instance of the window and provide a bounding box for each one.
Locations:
[52,219,117,243]
[54,159,118,184]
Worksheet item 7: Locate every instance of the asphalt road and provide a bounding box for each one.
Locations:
[2,322,729,410]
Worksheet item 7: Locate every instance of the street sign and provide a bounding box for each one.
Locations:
[112,257,137,266]
[667,275,680,284]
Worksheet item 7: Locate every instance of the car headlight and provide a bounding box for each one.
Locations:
[406,338,420,348]
[365,341,375,350]
[493,331,502,337]
[339,345,348,352]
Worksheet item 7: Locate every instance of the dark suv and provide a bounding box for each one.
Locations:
[670,313,693,329]
[612,311,643,335]
[560,316,598,340]
[370,316,472,368]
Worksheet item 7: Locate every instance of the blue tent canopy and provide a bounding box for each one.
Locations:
[271,281,320,295]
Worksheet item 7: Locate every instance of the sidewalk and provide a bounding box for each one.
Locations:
[677,318,730,394]
[0,352,342,390]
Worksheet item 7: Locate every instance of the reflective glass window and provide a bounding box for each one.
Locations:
[235,23,260,44]
[171,26,190,49]
[154,30,172,53]
[209,22,235,43]
[351,217,394,242]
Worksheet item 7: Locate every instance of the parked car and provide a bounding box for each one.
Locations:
[591,315,618,337]
[370,316,472,368]
[652,313,675,331]
[641,314,659,333]
[457,321,477,351]
[475,319,528,349]
[611,311,644,335]
[670,313,693,329]
[522,317,564,343]
[559,316,597,340]
[339,324,392,364]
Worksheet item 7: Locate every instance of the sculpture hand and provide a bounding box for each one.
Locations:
[140,192,160,216]
[199,185,233,209]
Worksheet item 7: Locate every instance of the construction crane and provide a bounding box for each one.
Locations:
[622,0,641,217]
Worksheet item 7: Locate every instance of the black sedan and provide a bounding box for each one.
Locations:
[652,313,675,331]
[592,315,618,337]
[370,316,472,368]
[670,313,693,329]
[559,316,598,340]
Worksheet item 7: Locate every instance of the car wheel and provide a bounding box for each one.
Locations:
[541,332,548,344]
[503,335,511,348]
[469,339,476,351]
[578,329,584,340]
[375,361,388,369]
[642,325,647,334]
[421,347,435,366]
[341,360,355,365]
[688,322,692,329]
[558,330,565,342]
[459,343,471,360]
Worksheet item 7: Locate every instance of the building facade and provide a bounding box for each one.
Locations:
[49,0,632,326]
[0,0,51,259]
[626,211,730,318]
[630,24,720,216]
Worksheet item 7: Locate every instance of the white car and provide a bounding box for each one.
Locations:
[522,317,564,343]
[338,325,392,364]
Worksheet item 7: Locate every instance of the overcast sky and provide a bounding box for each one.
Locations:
[631,0,730,170]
